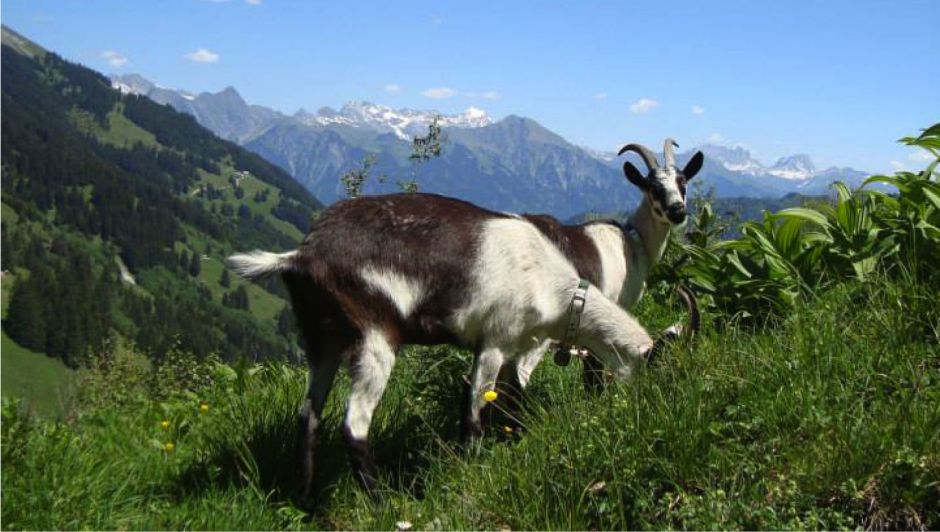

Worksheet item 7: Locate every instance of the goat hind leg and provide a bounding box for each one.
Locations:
[343,328,397,497]
[296,344,342,509]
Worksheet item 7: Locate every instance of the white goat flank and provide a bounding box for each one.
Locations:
[452,218,577,347]
[360,267,425,319]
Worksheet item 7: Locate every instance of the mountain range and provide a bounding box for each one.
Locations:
[111,74,873,218]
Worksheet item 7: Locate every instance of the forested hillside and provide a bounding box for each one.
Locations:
[1,27,320,389]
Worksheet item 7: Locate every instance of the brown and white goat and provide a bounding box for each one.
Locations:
[228,139,704,503]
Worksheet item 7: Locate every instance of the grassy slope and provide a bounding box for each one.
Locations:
[100,104,161,149]
[2,276,937,530]
[0,331,73,417]
[1,273,73,418]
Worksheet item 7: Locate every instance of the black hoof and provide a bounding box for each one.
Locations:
[461,418,484,442]
[582,355,606,392]
[343,426,381,498]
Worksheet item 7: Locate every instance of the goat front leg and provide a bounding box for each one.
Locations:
[462,346,505,440]
[514,338,552,390]
[491,339,552,430]
[343,329,397,498]
[581,353,606,392]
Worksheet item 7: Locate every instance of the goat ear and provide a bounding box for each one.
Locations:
[683,151,704,180]
[623,161,649,190]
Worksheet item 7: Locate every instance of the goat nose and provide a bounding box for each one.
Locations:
[667,203,686,223]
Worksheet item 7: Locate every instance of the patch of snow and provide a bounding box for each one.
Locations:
[298,101,493,140]
[111,80,140,95]
[723,161,766,175]
[767,168,814,180]
[580,146,617,162]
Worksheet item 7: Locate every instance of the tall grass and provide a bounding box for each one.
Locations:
[2,274,937,530]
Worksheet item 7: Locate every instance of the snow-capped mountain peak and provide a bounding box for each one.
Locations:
[297,101,493,139]
[768,154,816,180]
[697,143,766,175]
[110,73,154,96]
[695,144,819,181]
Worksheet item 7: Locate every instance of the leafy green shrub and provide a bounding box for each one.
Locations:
[76,336,153,410]
[655,123,940,324]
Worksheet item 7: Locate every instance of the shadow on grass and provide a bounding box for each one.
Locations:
[166,346,549,515]
[166,388,467,515]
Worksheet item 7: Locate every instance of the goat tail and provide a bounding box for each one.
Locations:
[646,285,700,363]
[227,250,299,281]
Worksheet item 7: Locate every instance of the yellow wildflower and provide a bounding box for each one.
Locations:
[199,403,210,414]
[503,425,513,434]
[160,420,170,430]
[483,390,498,403]
[164,442,175,453]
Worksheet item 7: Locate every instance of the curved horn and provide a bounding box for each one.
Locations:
[617,143,660,172]
[676,285,700,334]
[646,285,699,364]
[664,138,679,168]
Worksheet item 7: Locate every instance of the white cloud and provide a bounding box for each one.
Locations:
[691,105,705,115]
[101,50,128,68]
[889,160,906,171]
[594,92,608,100]
[908,151,934,163]
[421,87,455,99]
[629,97,658,114]
[184,48,220,63]
[706,133,724,144]
[245,0,262,4]
[384,84,403,94]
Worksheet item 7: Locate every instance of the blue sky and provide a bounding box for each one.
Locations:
[3,0,938,173]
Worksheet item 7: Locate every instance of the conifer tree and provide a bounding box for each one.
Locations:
[189,252,201,277]
[5,276,47,352]
[1,225,13,271]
